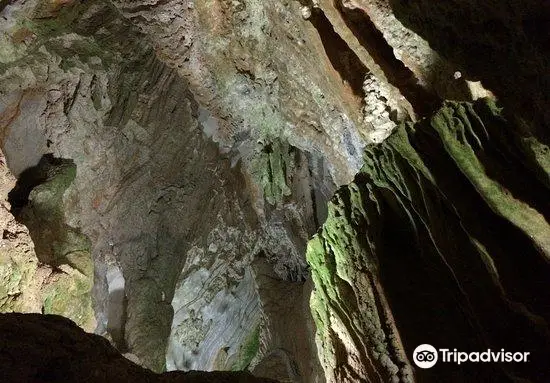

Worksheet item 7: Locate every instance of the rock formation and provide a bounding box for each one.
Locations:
[0,0,548,382]
[0,312,275,382]
[308,99,550,382]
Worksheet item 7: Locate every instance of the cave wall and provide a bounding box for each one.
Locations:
[303,1,550,380]
[389,0,550,140]
[0,0,358,380]
[308,99,550,382]
[0,0,548,382]
[0,151,96,330]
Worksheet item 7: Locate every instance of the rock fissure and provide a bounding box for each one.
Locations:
[334,1,440,116]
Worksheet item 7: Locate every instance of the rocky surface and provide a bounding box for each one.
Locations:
[389,0,550,139]
[0,0,547,382]
[0,0,336,378]
[0,151,95,330]
[0,312,276,382]
[308,99,550,382]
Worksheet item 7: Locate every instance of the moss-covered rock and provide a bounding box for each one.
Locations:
[42,264,95,330]
[5,155,95,331]
[249,140,295,205]
[0,250,37,312]
[231,324,260,371]
[308,99,550,382]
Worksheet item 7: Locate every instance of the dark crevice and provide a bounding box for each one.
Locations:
[8,154,72,217]
[309,10,368,99]
[305,152,331,229]
[0,0,15,13]
[335,3,441,116]
[7,154,87,270]
[468,104,550,223]
[409,123,550,324]
[376,193,510,382]
[308,165,321,230]
[401,124,550,380]
[387,0,550,143]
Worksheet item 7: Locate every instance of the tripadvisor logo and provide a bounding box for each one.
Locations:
[413,344,530,369]
[413,344,438,368]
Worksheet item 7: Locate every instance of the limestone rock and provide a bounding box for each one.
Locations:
[308,99,550,382]
[0,0,548,381]
[0,0,329,375]
[0,152,95,331]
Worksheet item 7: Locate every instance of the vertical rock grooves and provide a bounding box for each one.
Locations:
[1,1,347,379]
[308,98,550,382]
[310,0,452,120]
[308,10,368,99]
[333,2,440,116]
[2,0,548,381]
[311,0,414,119]
[388,0,550,139]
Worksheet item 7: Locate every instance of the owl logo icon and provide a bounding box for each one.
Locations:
[413,344,438,368]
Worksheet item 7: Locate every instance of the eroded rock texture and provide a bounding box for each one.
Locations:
[0,0,345,379]
[0,151,95,331]
[389,0,550,139]
[0,0,548,382]
[308,99,550,382]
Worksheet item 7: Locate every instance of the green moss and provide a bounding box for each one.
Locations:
[520,137,550,188]
[28,162,76,223]
[24,1,103,40]
[306,178,381,375]
[306,116,437,369]
[307,235,334,352]
[0,34,22,64]
[431,101,550,257]
[249,140,294,205]
[3,0,119,70]
[230,324,261,371]
[21,158,92,269]
[306,98,550,379]
[0,260,24,309]
[42,269,94,329]
[0,244,39,312]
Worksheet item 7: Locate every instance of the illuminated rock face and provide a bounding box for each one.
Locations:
[0,152,95,331]
[0,0,548,382]
[308,99,550,382]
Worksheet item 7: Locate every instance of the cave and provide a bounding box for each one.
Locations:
[0,0,548,382]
